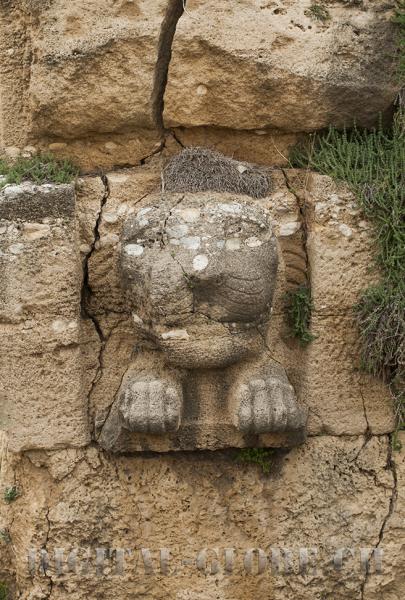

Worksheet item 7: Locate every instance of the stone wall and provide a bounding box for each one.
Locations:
[0,1,403,599]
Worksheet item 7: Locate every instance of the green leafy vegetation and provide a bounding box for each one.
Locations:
[3,486,19,504]
[0,582,8,600]
[0,530,10,545]
[0,154,79,188]
[291,111,405,436]
[393,1,405,80]
[236,448,275,474]
[304,4,331,22]
[285,286,316,345]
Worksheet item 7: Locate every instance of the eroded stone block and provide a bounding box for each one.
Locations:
[0,183,90,451]
[99,185,308,452]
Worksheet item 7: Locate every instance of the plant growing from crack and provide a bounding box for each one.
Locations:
[291,110,405,438]
[393,0,405,81]
[0,154,78,188]
[236,448,275,474]
[284,286,316,345]
[0,530,11,544]
[305,3,331,22]
[3,486,19,504]
[0,582,8,600]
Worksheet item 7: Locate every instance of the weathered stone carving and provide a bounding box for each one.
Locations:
[100,193,307,451]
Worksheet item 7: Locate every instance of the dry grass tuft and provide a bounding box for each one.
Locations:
[163,147,272,198]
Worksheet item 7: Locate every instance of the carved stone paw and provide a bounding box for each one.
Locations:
[234,369,306,434]
[119,377,183,434]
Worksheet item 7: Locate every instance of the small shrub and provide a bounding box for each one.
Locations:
[3,486,19,504]
[0,153,79,188]
[0,582,8,600]
[291,111,405,433]
[392,430,403,451]
[285,286,316,345]
[236,448,275,474]
[393,1,405,81]
[0,530,10,544]
[163,147,272,199]
[305,4,331,22]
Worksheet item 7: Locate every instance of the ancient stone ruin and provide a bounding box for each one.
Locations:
[0,1,403,599]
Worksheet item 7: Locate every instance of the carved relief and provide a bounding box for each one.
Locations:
[100,190,307,452]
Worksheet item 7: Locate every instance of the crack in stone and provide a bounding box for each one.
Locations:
[359,387,372,437]
[39,506,54,599]
[281,168,311,288]
[359,435,398,600]
[80,173,110,432]
[151,0,186,135]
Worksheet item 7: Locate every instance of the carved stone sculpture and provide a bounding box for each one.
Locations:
[100,191,307,452]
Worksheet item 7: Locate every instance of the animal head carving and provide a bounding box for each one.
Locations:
[120,194,278,368]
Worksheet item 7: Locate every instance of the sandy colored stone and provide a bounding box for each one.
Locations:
[164,0,398,132]
[295,171,380,313]
[0,435,401,599]
[363,432,405,600]
[0,0,166,140]
[0,183,90,451]
[172,128,299,167]
[294,314,395,436]
[78,164,394,443]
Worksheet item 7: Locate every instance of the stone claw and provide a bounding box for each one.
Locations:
[119,377,183,434]
[234,368,306,434]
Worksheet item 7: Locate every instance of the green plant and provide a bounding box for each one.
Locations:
[305,4,331,22]
[285,286,316,345]
[236,448,275,474]
[392,430,403,451]
[0,530,10,544]
[0,582,8,600]
[3,486,19,504]
[291,111,405,432]
[393,1,405,81]
[0,153,79,188]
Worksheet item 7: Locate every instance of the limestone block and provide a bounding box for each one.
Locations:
[1,435,402,599]
[304,172,379,313]
[0,0,167,147]
[363,431,405,600]
[281,170,395,435]
[0,183,90,451]
[164,0,398,131]
[297,314,395,436]
[77,159,395,450]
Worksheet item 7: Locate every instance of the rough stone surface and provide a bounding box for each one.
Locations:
[0,434,403,599]
[164,0,399,131]
[99,191,307,451]
[0,1,400,170]
[0,183,90,451]
[76,163,394,448]
[0,162,401,597]
[0,0,166,139]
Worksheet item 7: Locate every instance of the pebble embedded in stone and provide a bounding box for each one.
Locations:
[193,254,209,271]
[180,236,200,250]
[339,224,353,238]
[178,207,200,222]
[161,329,190,340]
[9,243,24,255]
[196,84,208,96]
[225,238,241,251]
[125,243,144,257]
[245,236,263,248]
[279,221,301,236]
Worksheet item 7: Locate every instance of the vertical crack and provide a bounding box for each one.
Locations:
[81,172,110,430]
[81,172,110,336]
[281,168,311,287]
[151,0,186,135]
[360,435,398,600]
